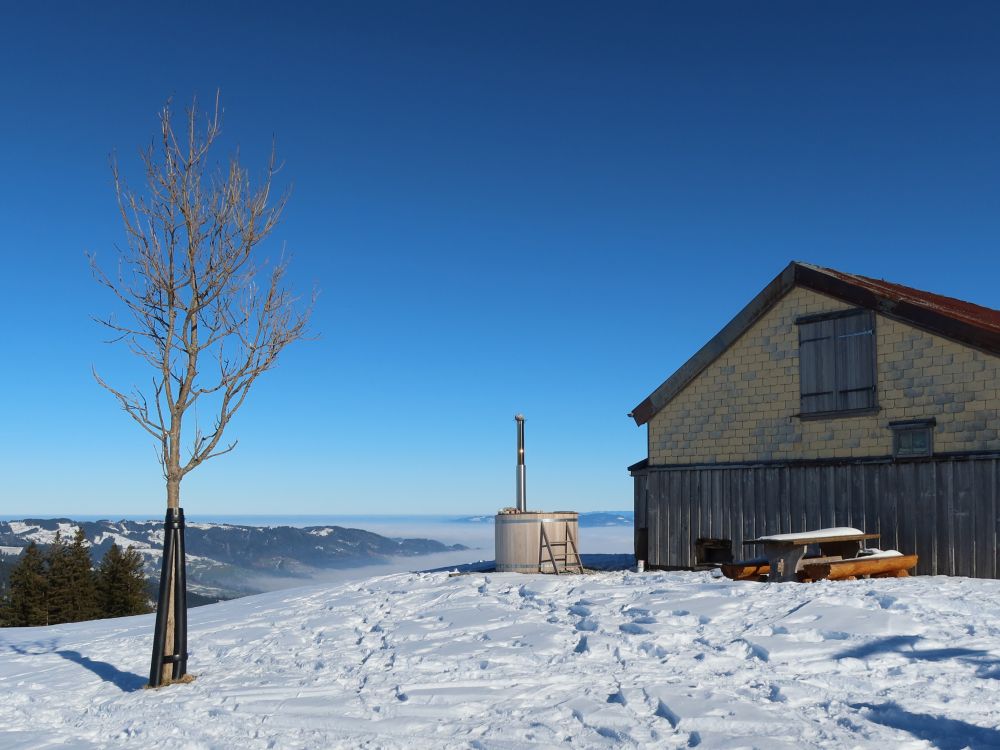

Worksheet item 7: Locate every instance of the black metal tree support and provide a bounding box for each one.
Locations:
[149,507,188,687]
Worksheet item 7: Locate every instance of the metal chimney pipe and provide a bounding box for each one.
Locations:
[515,414,526,512]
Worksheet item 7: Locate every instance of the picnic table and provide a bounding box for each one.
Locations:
[744,527,881,582]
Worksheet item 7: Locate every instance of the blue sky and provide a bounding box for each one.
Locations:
[1,2,998,516]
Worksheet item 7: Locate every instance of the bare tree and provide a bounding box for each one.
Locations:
[90,93,313,686]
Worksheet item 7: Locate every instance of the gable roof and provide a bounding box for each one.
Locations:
[630,261,1000,426]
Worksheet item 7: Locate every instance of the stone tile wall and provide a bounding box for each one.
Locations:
[647,285,1000,464]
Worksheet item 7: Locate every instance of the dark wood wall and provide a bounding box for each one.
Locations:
[633,454,1000,578]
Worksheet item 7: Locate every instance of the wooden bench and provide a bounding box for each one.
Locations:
[721,527,918,582]
[746,528,879,582]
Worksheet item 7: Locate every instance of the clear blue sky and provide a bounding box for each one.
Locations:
[1,2,998,517]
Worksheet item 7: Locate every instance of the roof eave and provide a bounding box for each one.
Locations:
[795,263,1000,357]
[630,261,798,426]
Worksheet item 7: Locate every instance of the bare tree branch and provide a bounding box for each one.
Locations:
[91,92,314,509]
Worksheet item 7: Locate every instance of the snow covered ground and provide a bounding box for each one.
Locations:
[2,570,1000,749]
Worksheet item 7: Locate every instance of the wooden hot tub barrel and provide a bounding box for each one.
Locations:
[495,511,579,573]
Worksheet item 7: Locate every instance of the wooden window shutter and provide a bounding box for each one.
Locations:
[834,310,876,411]
[798,309,876,415]
[799,318,838,414]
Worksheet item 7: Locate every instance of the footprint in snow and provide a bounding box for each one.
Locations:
[869,593,897,610]
[595,726,632,743]
[639,642,669,659]
[623,607,657,627]
[619,622,651,635]
[654,699,679,728]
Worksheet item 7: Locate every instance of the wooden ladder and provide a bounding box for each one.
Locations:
[539,521,584,574]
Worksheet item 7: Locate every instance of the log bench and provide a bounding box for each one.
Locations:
[721,553,918,582]
[799,553,918,582]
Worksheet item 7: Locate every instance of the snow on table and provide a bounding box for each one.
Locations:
[752,527,867,542]
[2,570,1000,749]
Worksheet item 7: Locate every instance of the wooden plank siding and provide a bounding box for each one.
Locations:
[635,454,1000,578]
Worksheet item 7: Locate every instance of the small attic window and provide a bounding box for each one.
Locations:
[890,419,935,458]
[796,309,877,417]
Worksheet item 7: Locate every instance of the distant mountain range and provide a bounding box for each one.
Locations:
[0,519,466,604]
[456,511,633,527]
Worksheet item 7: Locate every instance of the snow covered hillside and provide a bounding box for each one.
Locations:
[0,519,468,602]
[2,570,1000,749]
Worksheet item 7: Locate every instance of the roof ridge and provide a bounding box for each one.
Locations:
[815,264,1000,315]
[630,261,1000,426]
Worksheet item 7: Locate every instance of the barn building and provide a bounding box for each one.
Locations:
[629,262,1000,578]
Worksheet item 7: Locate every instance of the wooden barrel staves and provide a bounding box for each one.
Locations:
[495,511,580,573]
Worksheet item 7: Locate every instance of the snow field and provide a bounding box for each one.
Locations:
[1,570,1000,749]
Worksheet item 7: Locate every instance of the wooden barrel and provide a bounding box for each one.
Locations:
[495,511,580,573]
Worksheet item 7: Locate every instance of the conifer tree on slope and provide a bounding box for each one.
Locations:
[66,528,100,622]
[0,557,12,611]
[2,542,48,627]
[47,529,99,624]
[97,544,152,618]
[45,532,71,624]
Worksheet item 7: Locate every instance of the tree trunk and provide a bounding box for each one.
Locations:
[167,475,180,510]
[151,475,187,687]
[165,475,179,683]
[161,539,176,685]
